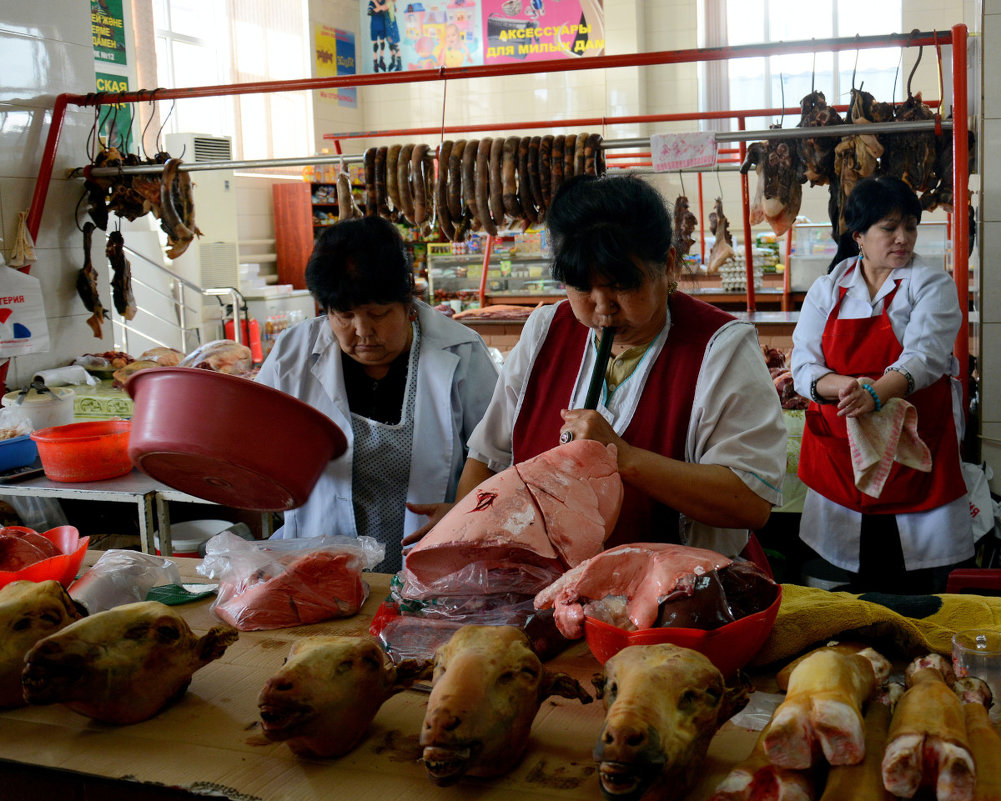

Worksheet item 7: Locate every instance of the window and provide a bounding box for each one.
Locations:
[699,0,903,131]
[152,0,312,163]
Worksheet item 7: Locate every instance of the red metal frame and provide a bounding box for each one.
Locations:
[21,27,970,395]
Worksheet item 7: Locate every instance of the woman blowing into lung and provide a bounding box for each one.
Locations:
[408,174,787,557]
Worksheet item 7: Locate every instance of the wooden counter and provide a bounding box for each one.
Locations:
[0,555,763,801]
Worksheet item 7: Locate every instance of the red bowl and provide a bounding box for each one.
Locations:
[584,584,782,676]
[31,420,132,482]
[126,367,347,511]
[0,525,90,590]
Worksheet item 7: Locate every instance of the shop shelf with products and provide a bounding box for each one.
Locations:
[427,230,560,312]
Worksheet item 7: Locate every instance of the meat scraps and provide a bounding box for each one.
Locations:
[0,527,63,572]
[213,549,370,631]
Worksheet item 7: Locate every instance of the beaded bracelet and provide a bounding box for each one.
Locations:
[859,381,882,412]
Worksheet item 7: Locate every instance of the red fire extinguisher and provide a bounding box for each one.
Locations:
[225,306,264,363]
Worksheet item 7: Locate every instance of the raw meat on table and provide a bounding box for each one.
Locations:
[213,549,369,631]
[405,440,622,588]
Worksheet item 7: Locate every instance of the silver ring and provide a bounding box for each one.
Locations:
[560,430,573,444]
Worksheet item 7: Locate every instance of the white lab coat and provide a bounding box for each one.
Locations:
[256,301,499,543]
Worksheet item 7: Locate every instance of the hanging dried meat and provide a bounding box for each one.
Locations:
[672,195,697,257]
[833,88,891,234]
[106,230,137,321]
[739,129,805,237]
[921,119,976,214]
[159,158,203,259]
[706,198,735,274]
[796,90,844,187]
[76,222,108,339]
[881,92,938,192]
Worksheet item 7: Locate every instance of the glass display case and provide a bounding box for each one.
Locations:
[427,230,562,311]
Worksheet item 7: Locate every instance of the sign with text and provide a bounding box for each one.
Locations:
[316,25,358,108]
[95,73,133,153]
[91,0,126,65]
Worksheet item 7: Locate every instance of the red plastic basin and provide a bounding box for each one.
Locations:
[584,584,782,676]
[0,525,90,590]
[126,367,347,511]
[31,420,132,482]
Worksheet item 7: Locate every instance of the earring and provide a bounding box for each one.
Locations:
[668,280,678,296]
[408,306,418,321]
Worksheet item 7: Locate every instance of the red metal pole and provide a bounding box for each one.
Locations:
[950,24,970,419]
[25,94,70,242]
[738,119,755,313]
[477,235,495,309]
[697,172,706,266]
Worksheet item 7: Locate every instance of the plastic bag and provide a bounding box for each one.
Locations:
[963,462,1000,542]
[372,570,570,663]
[0,404,34,439]
[69,549,182,614]
[196,531,384,631]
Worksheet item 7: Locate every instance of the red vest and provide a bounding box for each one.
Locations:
[798,274,966,513]
[512,295,736,547]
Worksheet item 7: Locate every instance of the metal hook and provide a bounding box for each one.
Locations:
[679,169,685,197]
[156,99,176,154]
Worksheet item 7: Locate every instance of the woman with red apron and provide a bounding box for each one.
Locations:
[792,177,973,593]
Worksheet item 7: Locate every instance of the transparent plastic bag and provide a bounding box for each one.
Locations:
[372,569,570,663]
[0,404,34,439]
[196,531,385,631]
[69,549,182,614]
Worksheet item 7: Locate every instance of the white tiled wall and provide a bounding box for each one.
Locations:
[0,7,114,387]
[981,1,1001,488]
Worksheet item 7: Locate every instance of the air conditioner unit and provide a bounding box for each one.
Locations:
[163,133,239,336]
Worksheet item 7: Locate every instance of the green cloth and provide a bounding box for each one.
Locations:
[146,583,217,606]
[752,582,1001,666]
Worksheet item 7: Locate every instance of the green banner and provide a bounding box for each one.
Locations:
[92,0,126,65]
[96,73,133,152]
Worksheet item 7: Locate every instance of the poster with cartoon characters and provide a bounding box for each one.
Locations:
[361,1,483,73]
[360,0,602,73]
[481,0,604,64]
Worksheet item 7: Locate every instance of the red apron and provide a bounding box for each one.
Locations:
[797,273,966,513]
[512,295,735,547]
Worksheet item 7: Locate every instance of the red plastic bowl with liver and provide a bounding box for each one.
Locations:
[584,583,782,676]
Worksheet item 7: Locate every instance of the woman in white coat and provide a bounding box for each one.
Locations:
[791,176,972,593]
[256,216,498,573]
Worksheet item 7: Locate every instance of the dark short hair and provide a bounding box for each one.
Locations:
[546,174,673,290]
[305,216,414,312]
[843,176,923,234]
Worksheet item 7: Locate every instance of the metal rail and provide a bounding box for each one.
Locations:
[19,25,971,405]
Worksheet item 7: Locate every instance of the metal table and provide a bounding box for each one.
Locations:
[0,470,272,555]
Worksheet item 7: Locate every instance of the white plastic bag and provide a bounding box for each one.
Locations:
[69,549,182,614]
[963,462,1000,542]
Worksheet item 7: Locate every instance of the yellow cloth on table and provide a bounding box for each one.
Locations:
[752,583,1001,666]
[846,397,931,498]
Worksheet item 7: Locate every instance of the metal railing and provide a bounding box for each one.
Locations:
[115,242,245,356]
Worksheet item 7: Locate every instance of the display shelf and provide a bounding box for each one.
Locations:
[428,251,562,310]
